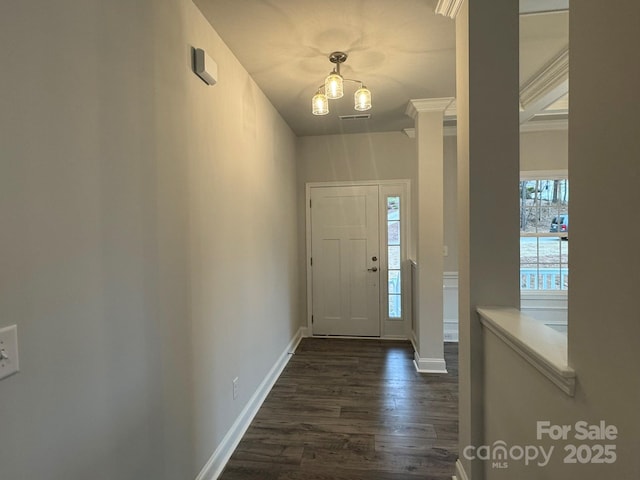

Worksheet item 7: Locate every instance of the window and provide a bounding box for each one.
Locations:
[519,177,569,290]
[386,196,402,318]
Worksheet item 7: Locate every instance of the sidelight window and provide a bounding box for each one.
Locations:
[387,196,402,318]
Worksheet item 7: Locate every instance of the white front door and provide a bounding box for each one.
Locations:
[310,185,380,336]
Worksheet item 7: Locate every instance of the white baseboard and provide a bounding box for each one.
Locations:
[454,459,470,480]
[413,351,448,374]
[410,333,448,373]
[195,327,305,480]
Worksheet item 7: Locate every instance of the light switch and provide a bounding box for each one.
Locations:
[443,245,449,257]
[0,325,19,381]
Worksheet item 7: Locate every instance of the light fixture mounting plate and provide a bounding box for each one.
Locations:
[329,51,348,64]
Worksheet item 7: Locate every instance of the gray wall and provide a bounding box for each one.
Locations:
[0,1,299,479]
[521,129,568,172]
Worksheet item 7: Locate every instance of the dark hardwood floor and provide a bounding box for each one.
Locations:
[219,338,458,480]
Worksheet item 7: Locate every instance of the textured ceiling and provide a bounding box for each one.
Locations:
[194,0,568,137]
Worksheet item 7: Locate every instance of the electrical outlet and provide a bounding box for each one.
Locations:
[232,377,239,399]
[443,245,449,257]
[0,325,19,381]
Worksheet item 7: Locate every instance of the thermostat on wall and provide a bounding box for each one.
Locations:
[194,48,218,85]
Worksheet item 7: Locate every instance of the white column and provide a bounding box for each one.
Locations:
[406,97,454,373]
[455,1,520,479]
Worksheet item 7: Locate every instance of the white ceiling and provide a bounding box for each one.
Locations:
[194,0,568,137]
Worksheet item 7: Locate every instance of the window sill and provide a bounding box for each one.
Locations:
[477,307,575,396]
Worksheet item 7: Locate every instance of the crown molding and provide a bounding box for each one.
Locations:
[404,118,566,137]
[406,97,455,119]
[520,47,569,110]
[435,0,464,19]
[403,126,457,138]
[403,128,416,138]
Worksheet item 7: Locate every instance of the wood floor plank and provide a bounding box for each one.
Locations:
[276,469,452,480]
[218,339,458,479]
[251,414,439,438]
[374,434,438,454]
[230,444,304,465]
[300,446,457,476]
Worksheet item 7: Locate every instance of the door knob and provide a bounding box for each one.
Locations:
[368,267,378,272]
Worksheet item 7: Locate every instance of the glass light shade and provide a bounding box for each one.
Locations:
[312,92,329,115]
[324,72,344,99]
[354,86,372,111]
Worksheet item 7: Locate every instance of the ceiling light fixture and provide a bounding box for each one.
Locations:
[312,51,372,116]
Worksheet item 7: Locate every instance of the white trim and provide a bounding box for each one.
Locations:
[403,126,457,137]
[403,128,415,138]
[435,0,464,19]
[311,335,409,341]
[409,333,447,374]
[410,327,419,353]
[520,305,567,314]
[444,99,457,118]
[444,322,459,342]
[519,169,568,180]
[520,47,569,110]
[521,290,567,303]
[478,307,575,396]
[519,47,569,123]
[520,291,567,325]
[380,334,407,340]
[413,351,448,374]
[379,184,411,335]
[520,305,567,312]
[298,326,310,339]
[411,271,458,342]
[406,97,455,119]
[305,184,313,335]
[443,271,459,342]
[306,180,411,188]
[306,181,412,338]
[195,328,306,480]
[520,118,568,132]
[406,117,568,138]
[454,459,470,480]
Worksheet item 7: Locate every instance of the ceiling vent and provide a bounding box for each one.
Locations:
[339,114,371,121]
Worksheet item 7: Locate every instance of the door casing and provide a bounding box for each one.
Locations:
[305,180,411,338]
